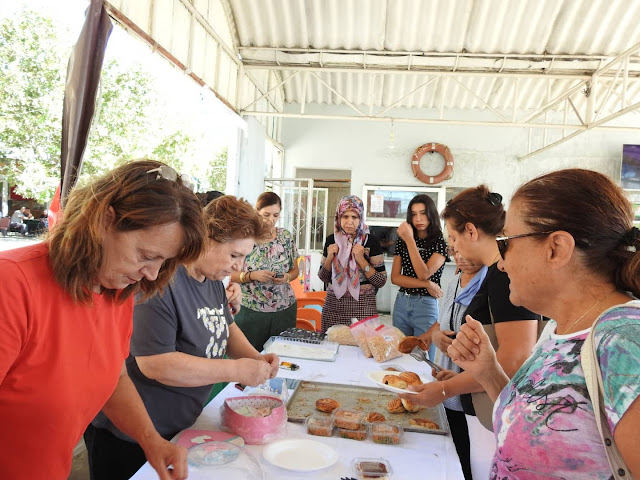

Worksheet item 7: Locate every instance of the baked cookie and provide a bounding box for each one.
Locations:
[315,398,340,414]
[366,412,386,423]
[386,398,405,414]
[398,336,428,354]
[382,375,408,390]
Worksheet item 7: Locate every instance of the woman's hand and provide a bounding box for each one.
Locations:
[140,435,187,480]
[272,274,290,285]
[250,270,275,283]
[448,315,498,380]
[397,222,414,242]
[425,281,443,298]
[432,329,455,354]
[352,244,366,262]
[261,353,280,378]
[399,382,445,408]
[226,282,242,314]
[327,244,339,260]
[234,358,274,386]
[434,369,457,381]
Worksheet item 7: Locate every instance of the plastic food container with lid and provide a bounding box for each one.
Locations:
[370,422,403,445]
[305,415,334,437]
[337,423,368,441]
[332,408,365,430]
[352,457,393,479]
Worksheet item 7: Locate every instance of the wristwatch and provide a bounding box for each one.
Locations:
[364,265,371,273]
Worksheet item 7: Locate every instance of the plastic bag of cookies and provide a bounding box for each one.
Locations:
[349,316,380,358]
[366,324,403,363]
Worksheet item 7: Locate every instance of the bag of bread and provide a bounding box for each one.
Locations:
[349,316,380,358]
[326,325,358,346]
[366,324,403,363]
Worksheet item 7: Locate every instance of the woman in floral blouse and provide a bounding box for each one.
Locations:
[232,192,299,350]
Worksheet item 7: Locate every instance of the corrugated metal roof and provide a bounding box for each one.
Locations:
[227,0,640,115]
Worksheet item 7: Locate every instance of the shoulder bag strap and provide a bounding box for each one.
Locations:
[581,318,634,480]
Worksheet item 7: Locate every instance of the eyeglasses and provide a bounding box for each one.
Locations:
[146,165,178,182]
[496,231,554,259]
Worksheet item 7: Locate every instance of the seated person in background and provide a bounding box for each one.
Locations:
[10,206,28,235]
[86,195,279,480]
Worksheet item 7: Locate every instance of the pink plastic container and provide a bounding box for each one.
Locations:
[220,396,287,445]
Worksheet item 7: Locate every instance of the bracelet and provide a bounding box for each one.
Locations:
[240,272,246,283]
[247,271,252,281]
[441,381,446,398]
[285,273,290,282]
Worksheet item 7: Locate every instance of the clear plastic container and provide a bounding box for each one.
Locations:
[370,422,403,445]
[305,415,334,437]
[352,457,393,479]
[187,441,265,480]
[332,408,365,430]
[338,423,368,441]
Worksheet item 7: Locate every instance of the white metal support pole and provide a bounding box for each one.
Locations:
[309,72,367,117]
[450,77,510,122]
[512,78,519,123]
[240,72,298,111]
[304,179,314,255]
[374,76,438,117]
[301,71,308,114]
[439,77,446,120]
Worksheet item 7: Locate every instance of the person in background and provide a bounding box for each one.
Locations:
[10,206,29,235]
[86,195,279,480]
[428,249,487,480]
[318,195,387,333]
[0,160,207,480]
[197,190,224,207]
[400,186,539,480]
[232,192,299,351]
[391,194,448,361]
[449,169,640,479]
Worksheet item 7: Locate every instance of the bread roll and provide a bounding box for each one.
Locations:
[386,398,406,414]
[315,398,340,413]
[398,336,428,354]
[382,375,408,390]
[398,371,422,386]
[401,398,420,413]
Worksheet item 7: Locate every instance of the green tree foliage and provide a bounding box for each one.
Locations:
[207,147,227,192]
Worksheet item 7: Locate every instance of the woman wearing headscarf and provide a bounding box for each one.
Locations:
[318,195,387,333]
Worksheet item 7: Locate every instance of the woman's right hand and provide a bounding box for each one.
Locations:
[234,358,273,386]
[432,329,455,354]
[397,222,414,242]
[447,315,498,380]
[327,244,339,260]
[250,270,275,283]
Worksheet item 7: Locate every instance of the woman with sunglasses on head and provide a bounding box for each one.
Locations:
[391,194,448,362]
[0,160,207,480]
[399,186,539,480]
[449,169,640,480]
[86,195,279,480]
[318,195,387,333]
[232,192,299,351]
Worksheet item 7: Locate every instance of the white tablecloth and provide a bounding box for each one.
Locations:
[130,345,464,479]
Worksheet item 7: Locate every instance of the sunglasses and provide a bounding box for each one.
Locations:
[496,231,554,259]
[447,192,503,219]
[146,165,179,182]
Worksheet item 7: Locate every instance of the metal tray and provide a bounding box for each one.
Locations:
[263,336,340,362]
[286,380,449,435]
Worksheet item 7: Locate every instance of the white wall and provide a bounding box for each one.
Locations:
[281,104,640,205]
[234,117,267,204]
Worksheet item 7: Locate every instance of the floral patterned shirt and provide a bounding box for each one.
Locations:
[240,227,299,313]
[491,302,640,479]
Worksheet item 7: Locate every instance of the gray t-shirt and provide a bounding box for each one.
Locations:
[92,265,234,440]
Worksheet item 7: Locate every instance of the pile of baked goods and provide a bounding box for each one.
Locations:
[381,371,422,390]
[397,335,428,354]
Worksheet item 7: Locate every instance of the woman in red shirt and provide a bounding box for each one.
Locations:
[0,160,206,480]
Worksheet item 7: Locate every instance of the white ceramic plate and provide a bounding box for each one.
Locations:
[367,370,429,395]
[262,439,338,472]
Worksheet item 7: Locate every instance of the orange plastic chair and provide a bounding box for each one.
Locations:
[290,278,327,309]
[296,318,316,332]
[296,308,322,331]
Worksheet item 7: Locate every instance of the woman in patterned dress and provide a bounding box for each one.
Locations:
[449,169,640,479]
[318,195,387,333]
[233,192,300,350]
[85,195,280,480]
[391,194,448,361]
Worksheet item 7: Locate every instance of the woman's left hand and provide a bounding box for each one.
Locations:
[352,244,366,262]
[226,282,242,314]
[272,274,290,285]
[426,281,443,298]
[261,353,280,378]
[141,435,188,480]
[398,382,445,408]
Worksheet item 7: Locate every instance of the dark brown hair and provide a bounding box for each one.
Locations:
[406,194,442,244]
[512,168,640,297]
[442,185,506,236]
[204,195,271,244]
[48,159,207,303]
[255,191,282,211]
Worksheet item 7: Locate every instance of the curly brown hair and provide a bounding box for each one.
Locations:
[203,195,271,244]
[47,159,207,303]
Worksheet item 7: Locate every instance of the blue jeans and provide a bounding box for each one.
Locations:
[393,293,439,361]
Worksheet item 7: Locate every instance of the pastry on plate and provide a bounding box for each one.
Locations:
[398,336,428,354]
[366,412,386,423]
[386,398,405,414]
[382,374,408,390]
[398,371,422,386]
[315,398,340,413]
[409,418,440,429]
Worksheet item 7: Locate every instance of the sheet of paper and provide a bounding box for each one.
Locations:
[370,194,384,213]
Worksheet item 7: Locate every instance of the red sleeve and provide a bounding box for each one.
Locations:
[0,260,33,384]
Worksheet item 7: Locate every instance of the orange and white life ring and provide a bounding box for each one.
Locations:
[411,143,454,184]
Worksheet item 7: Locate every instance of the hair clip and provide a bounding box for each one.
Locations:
[486,192,503,206]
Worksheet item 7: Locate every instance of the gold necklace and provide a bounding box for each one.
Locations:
[557,291,615,335]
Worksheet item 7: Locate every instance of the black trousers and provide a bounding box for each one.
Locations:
[446,407,473,480]
[84,424,148,480]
